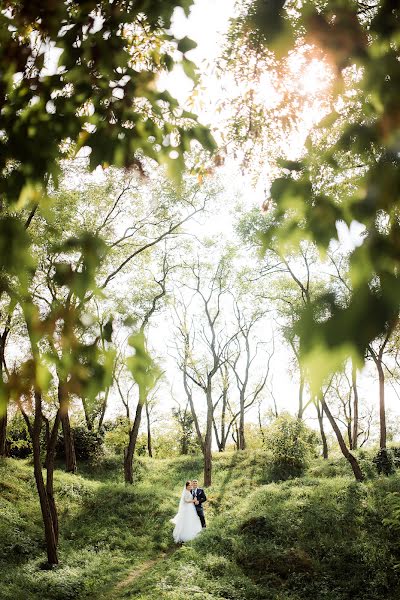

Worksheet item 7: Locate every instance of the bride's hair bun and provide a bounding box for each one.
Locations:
[185,480,191,488]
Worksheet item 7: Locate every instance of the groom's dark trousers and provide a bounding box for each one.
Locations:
[192,488,207,527]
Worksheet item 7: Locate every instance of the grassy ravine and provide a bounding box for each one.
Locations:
[1,452,400,600]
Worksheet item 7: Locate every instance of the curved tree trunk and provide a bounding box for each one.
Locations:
[351,362,359,450]
[321,396,363,482]
[124,396,145,484]
[23,393,59,565]
[183,370,205,455]
[316,401,328,459]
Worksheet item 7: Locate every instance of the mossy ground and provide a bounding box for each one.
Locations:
[1,450,400,600]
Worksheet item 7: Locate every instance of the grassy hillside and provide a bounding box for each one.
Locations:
[1,452,400,600]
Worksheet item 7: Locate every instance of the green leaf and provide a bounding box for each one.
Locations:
[126,332,160,401]
[177,36,197,54]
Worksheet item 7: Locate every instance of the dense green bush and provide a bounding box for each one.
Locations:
[103,417,130,455]
[373,448,396,476]
[264,413,319,480]
[57,426,104,462]
[6,415,32,458]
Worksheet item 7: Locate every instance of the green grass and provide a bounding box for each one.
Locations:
[1,451,400,599]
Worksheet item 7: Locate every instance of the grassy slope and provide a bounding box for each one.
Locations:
[1,452,400,600]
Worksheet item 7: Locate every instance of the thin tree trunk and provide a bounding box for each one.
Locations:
[220,385,227,451]
[98,387,110,432]
[124,396,145,484]
[321,396,363,482]
[46,410,61,544]
[352,363,359,450]
[82,398,93,431]
[239,391,245,450]
[316,401,328,459]
[59,382,77,473]
[23,393,59,565]
[0,323,10,457]
[145,400,153,458]
[297,372,304,419]
[377,362,386,449]
[0,410,7,457]
[203,387,213,486]
[184,371,205,455]
[212,416,223,452]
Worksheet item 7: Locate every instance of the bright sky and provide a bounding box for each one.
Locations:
[151,0,400,437]
[23,0,397,441]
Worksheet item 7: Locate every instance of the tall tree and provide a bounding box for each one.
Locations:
[229,301,272,450]
[175,255,236,485]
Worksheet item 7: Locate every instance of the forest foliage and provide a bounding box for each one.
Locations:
[1,0,400,588]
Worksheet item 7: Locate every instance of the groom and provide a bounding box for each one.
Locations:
[191,479,207,528]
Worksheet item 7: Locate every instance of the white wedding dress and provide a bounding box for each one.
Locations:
[171,488,202,543]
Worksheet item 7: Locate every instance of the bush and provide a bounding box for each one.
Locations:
[373,448,395,476]
[264,413,318,480]
[57,426,104,461]
[103,417,130,455]
[6,415,32,458]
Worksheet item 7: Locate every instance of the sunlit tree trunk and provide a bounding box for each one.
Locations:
[21,392,60,565]
[145,399,153,458]
[320,395,363,482]
[298,371,305,420]
[351,362,359,450]
[124,394,145,484]
[204,384,213,486]
[316,400,328,459]
[59,381,77,473]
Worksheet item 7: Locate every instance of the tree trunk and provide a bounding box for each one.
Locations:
[238,391,245,450]
[0,410,7,457]
[297,372,304,419]
[212,416,223,452]
[183,371,205,455]
[124,396,145,484]
[82,398,93,431]
[46,410,61,544]
[145,400,153,458]
[0,327,10,457]
[316,401,328,459]
[321,396,364,482]
[25,392,59,565]
[203,387,213,486]
[97,387,110,432]
[59,383,77,474]
[351,362,359,450]
[220,386,227,451]
[377,361,386,449]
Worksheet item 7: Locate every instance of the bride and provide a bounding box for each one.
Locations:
[171,480,202,543]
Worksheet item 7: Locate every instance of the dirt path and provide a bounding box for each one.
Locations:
[105,547,177,599]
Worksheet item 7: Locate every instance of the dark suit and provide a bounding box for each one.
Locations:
[192,487,207,528]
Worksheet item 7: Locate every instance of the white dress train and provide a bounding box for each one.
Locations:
[171,489,202,543]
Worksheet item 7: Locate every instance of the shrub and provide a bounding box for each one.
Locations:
[57,426,104,461]
[103,417,130,455]
[6,415,32,458]
[373,448,395,476]
[264,413,318,480]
